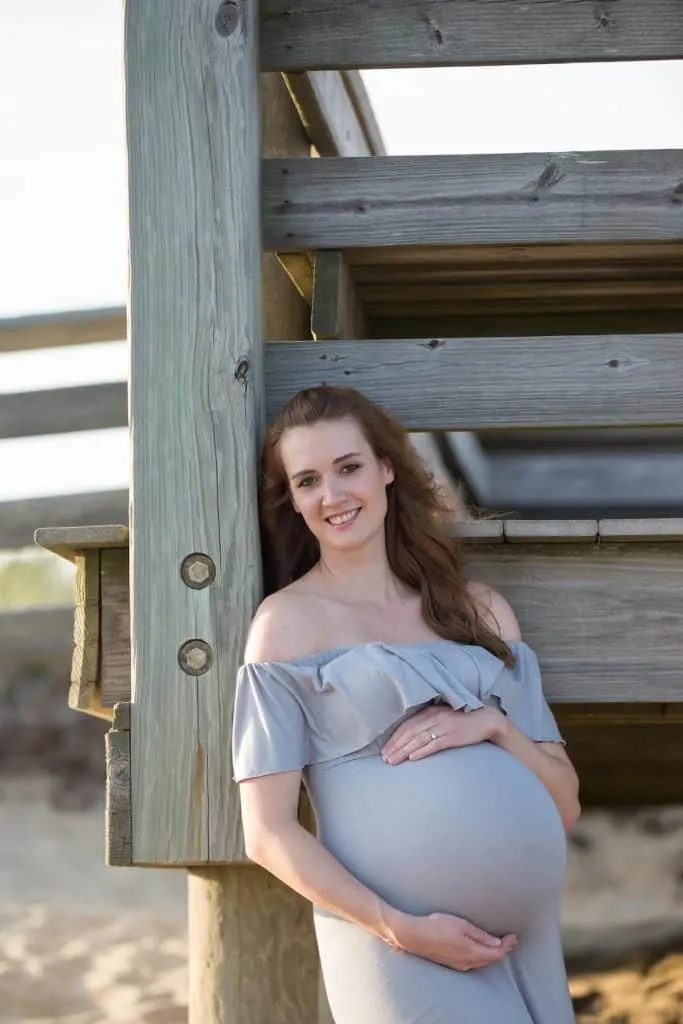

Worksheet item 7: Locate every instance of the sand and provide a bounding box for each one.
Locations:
[3,777,683,1024]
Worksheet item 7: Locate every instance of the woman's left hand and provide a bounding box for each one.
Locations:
[381,705,505,765]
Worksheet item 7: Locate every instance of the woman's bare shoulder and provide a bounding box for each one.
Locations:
[243,587,324,664]
[466,580,522,644]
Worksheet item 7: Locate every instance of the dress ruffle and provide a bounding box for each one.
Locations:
[232,640,563,783]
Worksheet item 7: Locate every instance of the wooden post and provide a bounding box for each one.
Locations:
[124,3,318,1022]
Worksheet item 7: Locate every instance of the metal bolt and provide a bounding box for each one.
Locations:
[180,553,216,590]
[215,1,240,37]
[178,640,214,677]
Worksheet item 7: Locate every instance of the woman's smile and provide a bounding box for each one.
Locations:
[326,508,362,528]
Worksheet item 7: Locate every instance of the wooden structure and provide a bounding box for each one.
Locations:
[13,1,682,1021]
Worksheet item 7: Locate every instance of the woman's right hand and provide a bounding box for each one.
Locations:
[390,910,517,971]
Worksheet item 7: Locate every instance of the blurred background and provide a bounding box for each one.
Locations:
[2,3,683,1021]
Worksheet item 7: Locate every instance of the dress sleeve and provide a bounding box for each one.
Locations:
[492,642,565,744]
[231,662,308,782]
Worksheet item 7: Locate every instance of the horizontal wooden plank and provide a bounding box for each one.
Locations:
[599,518,683,541]
[0,490,128,551]
[466,544,683,702]
[261,0,683,70]
[0,382,127,440]
[503,520,598,543]
[34,524,129,562]
[0,306,126,354]
[263,151,683,250]
[450,520,503,543]
[264,335,683,431]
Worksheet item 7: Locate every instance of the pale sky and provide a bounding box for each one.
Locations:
[1,0,682,506]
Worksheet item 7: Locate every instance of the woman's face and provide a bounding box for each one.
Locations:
[279,417,394,552]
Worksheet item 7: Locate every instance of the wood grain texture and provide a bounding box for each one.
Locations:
[263,151,683,249]
[261,0,683,70]
[261,73,312,342]
[465,542,683,702]
[126,0,263,864]
[105,706,132,867]
[284,71,373,157]
[503,520,598,542]
[0,382,127,440]
[264,335,683,431]
[100,549,131,708]
[35,525,129,562]
[188,868,319,1022]
[599,518,683,540]
[68,551,102,714]
[312,251,367,340]
[1,490,128,552]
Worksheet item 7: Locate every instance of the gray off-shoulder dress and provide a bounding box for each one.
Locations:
[232,639,575,1024]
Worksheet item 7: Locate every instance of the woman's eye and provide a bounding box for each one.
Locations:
[341,463,360,474]
[298,476,315,488]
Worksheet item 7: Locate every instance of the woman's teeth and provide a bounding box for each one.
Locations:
[327,509,360,526]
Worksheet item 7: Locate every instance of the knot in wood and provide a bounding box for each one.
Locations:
[215,1,240,37]
[234,358,250,384]
[178,640,213,676]
[180,553,216,589]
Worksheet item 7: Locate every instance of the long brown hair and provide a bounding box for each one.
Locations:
[259,386,513,666]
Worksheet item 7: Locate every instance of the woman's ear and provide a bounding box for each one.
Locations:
[382,459,395,485]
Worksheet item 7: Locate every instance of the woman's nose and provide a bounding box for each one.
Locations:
[320,475,345,505]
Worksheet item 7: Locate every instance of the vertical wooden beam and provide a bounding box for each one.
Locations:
[312,251,368,340]
[68,550,102,714]
[125,3,319,1022]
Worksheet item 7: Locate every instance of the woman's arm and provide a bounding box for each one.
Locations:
[239,769,517,969]
[472,582,581,831]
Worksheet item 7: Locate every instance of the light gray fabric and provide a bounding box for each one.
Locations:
[232,639,563,783]
[232,640,574,1024]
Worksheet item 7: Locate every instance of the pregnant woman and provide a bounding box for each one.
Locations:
[232,385,580,1024]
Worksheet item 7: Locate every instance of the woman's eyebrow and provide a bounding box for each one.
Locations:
[290,452,363,481]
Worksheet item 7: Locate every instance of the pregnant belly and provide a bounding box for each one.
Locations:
[306,742,566,936]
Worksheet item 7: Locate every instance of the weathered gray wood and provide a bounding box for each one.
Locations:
[503,520,598,543]
[187,869,320,1022]
[264,335,683,431]
[100,548,131,708]
[341,71,386,156]
[0,382,127,440]
[261,0,683,70]
[599,518,683,540]
[1,490,128,551]
[311,252,367,340]
[68,551,102,715]
[0,306,126,354]
[261,74,313,343]
[126,0,264,865]
[284,72,373,157]
[465,541,683,702]
[35,524,129,563]
[106,706,132,866]
[263,151,683,250]
[450,520,503,542]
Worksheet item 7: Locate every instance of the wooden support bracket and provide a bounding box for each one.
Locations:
[106,702,132,867]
